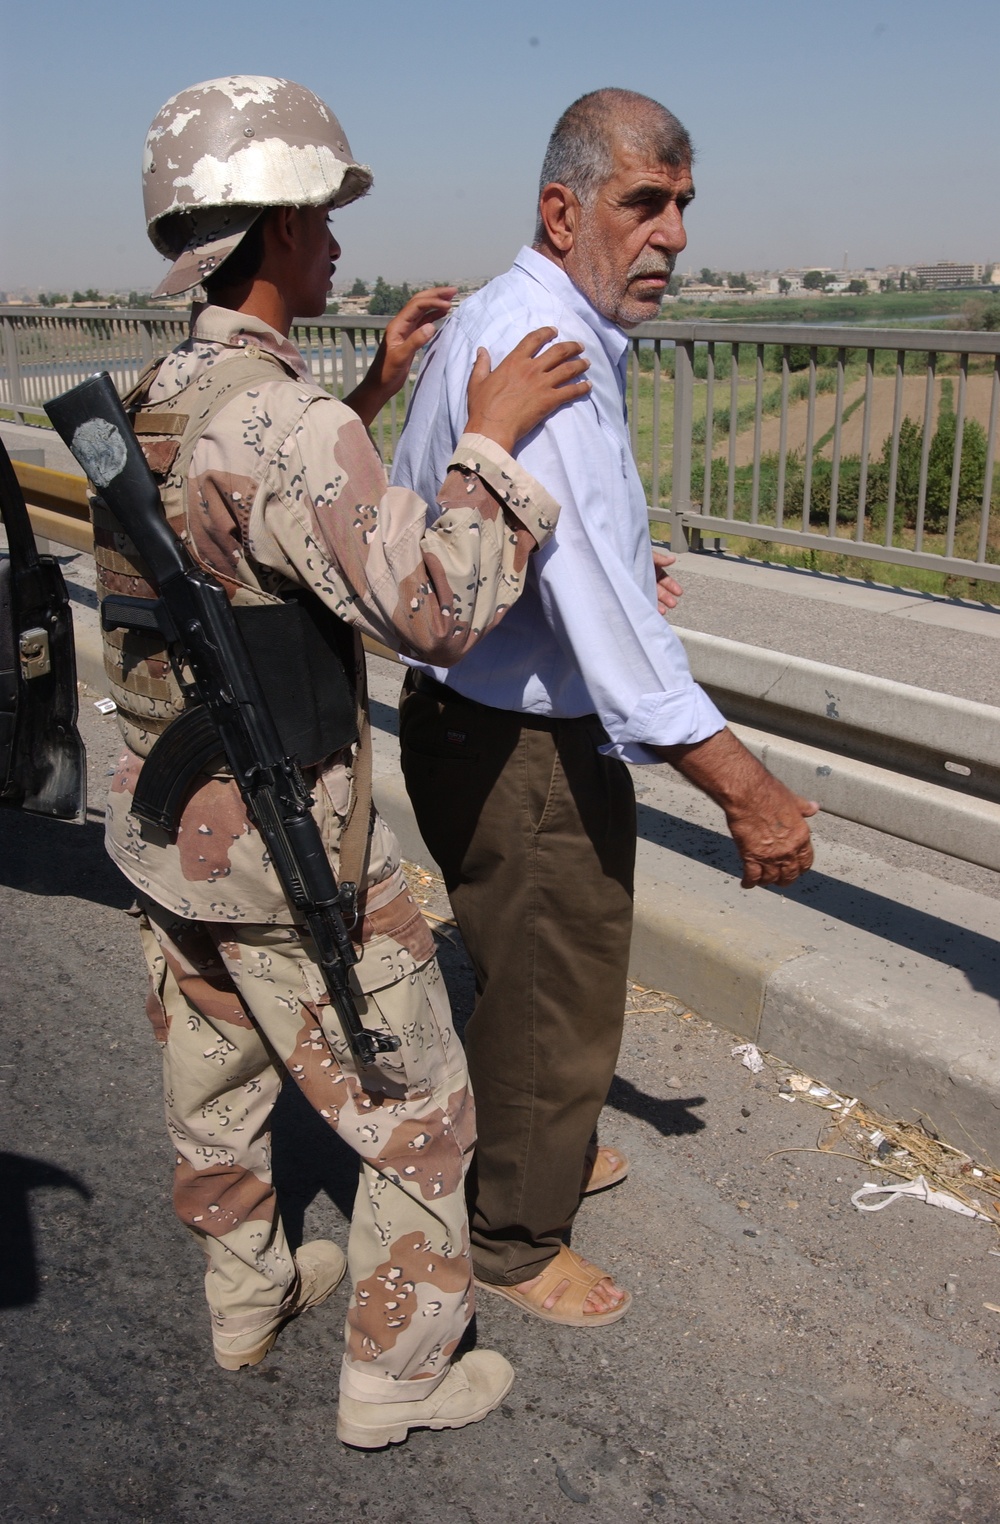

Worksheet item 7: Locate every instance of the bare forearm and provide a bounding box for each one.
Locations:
[343,374,385,429]
[654,726,767,811]
[654,726,818,889]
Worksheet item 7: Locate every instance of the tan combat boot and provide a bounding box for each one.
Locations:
[213,1239,347,1371]
[336,1350,515,1448]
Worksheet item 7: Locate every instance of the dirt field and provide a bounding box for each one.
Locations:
[713,373,998,469]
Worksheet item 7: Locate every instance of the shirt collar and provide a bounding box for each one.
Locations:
[512,246,630,373]
[190,303,309,380]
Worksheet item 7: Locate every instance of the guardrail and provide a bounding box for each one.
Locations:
[9,456,1000,874]
[3,304,999,587]
[0,306,405,459]
[653,322,1000,587]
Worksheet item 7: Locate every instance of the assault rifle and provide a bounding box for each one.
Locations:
[45,371,400,1069]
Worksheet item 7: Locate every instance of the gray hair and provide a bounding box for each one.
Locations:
[533,89,693,244]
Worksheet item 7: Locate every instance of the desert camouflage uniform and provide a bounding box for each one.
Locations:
[102,303,558,1403]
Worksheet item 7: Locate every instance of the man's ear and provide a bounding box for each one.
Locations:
[538,182,579,254]
[266,205,297,253]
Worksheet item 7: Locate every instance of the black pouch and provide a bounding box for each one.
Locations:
[234,592,357,766]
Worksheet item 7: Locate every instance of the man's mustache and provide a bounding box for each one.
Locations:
[627,254,675,281]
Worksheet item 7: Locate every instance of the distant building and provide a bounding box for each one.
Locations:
[677,282,736,300]
[912,261,985,288]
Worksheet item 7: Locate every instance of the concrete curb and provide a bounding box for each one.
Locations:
[759,952,1000,1152]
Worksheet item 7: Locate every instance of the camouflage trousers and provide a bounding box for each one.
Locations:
[137,896,476,1404]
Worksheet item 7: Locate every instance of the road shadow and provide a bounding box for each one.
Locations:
[369,695,399,738]
[0,812,134,909]
[271,1078,359,1246]
[0,1152,91,1307]
[637,801,1000,1005]
[605,1076,707,1137]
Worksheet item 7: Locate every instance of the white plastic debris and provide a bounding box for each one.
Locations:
[731,1043,764,1074]
[94,697,117,714]
[851,1176,993,1222]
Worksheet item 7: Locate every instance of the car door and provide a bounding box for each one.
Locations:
[0,437,86,821]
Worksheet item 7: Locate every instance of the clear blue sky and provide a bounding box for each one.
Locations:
[2,0,998,293]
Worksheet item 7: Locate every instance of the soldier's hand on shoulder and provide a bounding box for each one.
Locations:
[465,328,591,455]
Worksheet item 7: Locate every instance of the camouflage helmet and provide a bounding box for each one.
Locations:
[143,76,372,297]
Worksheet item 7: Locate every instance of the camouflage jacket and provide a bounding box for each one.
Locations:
[106,304,559,940]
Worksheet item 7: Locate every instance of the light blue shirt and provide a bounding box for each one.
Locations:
[391,246,726,765]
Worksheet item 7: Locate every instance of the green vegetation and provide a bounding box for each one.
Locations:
[669,288,972,327]
[34,290,156,309]
[686,387,990,538]
[963,294,1000,332]
[367,277,412,315]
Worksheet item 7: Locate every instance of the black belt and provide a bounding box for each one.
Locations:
[407,669,478,706]
[406,669,599,732]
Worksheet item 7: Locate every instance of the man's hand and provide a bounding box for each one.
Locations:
[657,726,818,888]
[345,286,457,426]
[652,548,683,613]
[723,771,818,888]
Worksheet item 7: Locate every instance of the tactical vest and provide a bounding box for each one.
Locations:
[94,349,358,765]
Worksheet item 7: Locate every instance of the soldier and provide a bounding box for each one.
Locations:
[104,75,589,1448]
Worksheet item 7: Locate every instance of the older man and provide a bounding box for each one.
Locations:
[393,90,817,1325]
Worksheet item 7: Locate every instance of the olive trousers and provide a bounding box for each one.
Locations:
[399,677,636,1286]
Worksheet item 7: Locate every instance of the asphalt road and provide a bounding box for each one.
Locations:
[2,702,999,1524]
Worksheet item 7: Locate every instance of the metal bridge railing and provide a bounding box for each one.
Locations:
[0,306,404,455]
[3,306,1000,583]
[627,318,1000,585]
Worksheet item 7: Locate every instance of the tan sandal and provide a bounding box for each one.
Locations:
[475,1244,631,1327]
[582,1144,630,1195]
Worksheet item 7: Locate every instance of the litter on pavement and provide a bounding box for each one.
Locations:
[732,1043,764,1074]
[851,1176,994,1222]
